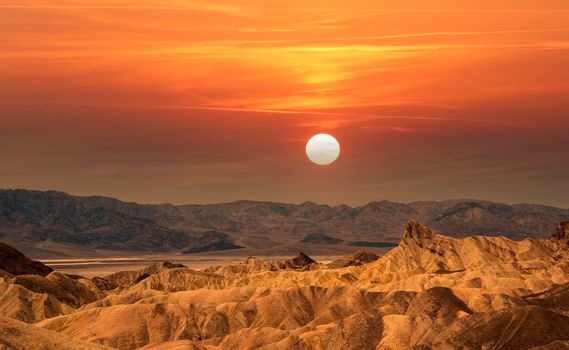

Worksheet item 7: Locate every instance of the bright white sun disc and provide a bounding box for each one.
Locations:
[306,134,340,165]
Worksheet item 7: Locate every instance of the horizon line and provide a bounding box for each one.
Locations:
[1,187,567,210]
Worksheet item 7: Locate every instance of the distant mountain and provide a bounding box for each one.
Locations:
[300,232,344,245]
[0,189,236,255]
[0,189,567,257]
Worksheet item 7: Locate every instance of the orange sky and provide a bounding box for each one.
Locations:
[1,0,568,206]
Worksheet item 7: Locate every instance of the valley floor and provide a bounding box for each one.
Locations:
[39,254,342,278]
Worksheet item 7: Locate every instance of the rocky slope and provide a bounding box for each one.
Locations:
[0,189,567,257]
[2,221,569,349]
[0,316,109,350]
[0,189,238,256]
[0,242,53,276]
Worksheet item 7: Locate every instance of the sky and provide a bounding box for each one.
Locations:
[1,0,568,207]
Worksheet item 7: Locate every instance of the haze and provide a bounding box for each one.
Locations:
[1,0,568,206]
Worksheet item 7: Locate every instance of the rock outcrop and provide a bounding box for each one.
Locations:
[203,252,318,277]
[553,221,569,241]
[327,250,379,268]
[403,220,436,244]
[0,242,104,322]
[93,261,187,290]
[0,242,53,276]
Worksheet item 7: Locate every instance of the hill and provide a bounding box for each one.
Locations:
[2,221,569,349]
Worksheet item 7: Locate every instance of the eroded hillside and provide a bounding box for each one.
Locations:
[1,221,569,349]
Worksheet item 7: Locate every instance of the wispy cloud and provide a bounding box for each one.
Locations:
[1,0,568,206]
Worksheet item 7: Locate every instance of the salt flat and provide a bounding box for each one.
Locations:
[39,254,350,278]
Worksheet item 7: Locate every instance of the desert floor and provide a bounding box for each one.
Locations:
[40,251,391,278]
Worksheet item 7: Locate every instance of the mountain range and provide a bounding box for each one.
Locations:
[0,189,567,257]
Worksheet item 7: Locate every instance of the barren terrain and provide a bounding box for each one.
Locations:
[2,221,569,349]
[2,189,568,258]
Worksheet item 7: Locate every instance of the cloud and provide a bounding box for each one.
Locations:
[1,0,568,206]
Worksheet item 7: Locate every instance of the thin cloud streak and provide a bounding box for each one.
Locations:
[2,4,569,13]
[1,0,568,206]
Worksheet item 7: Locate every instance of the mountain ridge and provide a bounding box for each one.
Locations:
[1,188,567,257]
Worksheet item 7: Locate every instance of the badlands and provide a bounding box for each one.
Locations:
[2,221,569,349]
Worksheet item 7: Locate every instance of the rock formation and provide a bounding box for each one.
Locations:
[553,221,569,241]
[203,252,318,277]
[94,261,187,290]
[0,243,53,276]
[402,220,436,245]
[2,221,569,349]
[327,250,379,268]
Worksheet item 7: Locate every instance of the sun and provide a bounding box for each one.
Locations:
[306,134,340,165]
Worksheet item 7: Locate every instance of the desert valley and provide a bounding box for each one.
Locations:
[2,0,568,348]
[2,206,569,349]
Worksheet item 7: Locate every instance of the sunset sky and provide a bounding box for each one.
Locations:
[1,0,568,207]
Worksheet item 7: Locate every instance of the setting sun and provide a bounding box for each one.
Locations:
[1,2,568,349]
[0,0,567,205]
[306,134,341,165]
